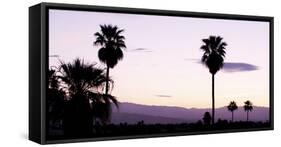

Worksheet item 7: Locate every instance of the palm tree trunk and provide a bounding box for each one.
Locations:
[212,74,215,125]
[247,111,249,121]
[232,111,234,122]
[105,66,110,95]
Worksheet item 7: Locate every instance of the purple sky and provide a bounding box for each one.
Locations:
[49,9,270,108]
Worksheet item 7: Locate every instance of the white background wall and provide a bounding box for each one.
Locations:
[0,0,279,146]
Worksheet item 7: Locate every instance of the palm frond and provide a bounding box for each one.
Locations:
[97,47,108,64]
[104,94,119,108]
[214,36,223,48]
[202,39,210,45]
[115,48,124,61]
[200,45,210,54]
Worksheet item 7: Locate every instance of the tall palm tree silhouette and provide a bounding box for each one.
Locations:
[244,100,253,121]
[200,36,227,124]
[59,58,118,137]
[94,24,126,96]
[227,101,238,122]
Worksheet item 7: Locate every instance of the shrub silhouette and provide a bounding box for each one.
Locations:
[203,112,212,126]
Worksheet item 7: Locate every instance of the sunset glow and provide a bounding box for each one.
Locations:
[49,9,269,109]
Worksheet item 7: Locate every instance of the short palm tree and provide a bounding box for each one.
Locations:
[200,36,227,124]
[244,100,253,121]
[227,101,238,122]
[59,58,118,136]
[94,24,126,96]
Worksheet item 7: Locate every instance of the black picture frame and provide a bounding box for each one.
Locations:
[29,2,274,144]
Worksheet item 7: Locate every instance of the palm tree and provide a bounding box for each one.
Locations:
[227,101,238,122]
[94,24,126,96]
[200,35,227,124]
[244,100,253,121]
[58,58,118,136]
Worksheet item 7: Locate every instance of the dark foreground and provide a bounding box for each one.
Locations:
[47,121,270,141]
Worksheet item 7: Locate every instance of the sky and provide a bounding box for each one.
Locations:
[49,9,270,109]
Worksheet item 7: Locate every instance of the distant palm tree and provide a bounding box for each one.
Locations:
[244,100,253,121]
[94,24,126,96]
[227,101,238,122]
[200,36,227,125]
[203,112,212,126]
[59,58,118,136]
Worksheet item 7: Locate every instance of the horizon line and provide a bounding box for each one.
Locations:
[114,101,270,109]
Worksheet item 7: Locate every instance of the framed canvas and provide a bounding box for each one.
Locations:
[29,2,274,144]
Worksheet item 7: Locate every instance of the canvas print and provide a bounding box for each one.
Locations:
[47,9,271,140]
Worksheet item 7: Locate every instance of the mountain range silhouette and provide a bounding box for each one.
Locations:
[111,102,269,124]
